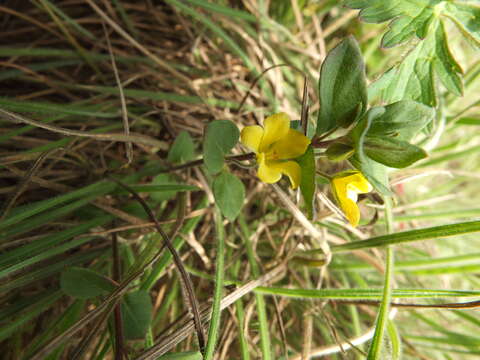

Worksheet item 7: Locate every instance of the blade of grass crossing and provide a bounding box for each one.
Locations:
[204,208,226,359]
[367,196,395,359]
[239,215,272,360]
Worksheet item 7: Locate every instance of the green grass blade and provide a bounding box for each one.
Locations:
[0,248,106,293]
[332,220,480,252]
[255,287,480,299]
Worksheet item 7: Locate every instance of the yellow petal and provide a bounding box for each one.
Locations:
[257,153,282,184]
[348,174,372,193]
[268,129,310,160]
[331,170,371,227]
[269,160,302,189]
[259,113,290,153]
[333,171,371,194]
[240,125,264,153]
[339,198,361,227]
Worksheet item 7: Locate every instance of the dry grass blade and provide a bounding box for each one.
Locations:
[0,108,165,148]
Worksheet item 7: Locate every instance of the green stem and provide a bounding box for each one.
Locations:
[204,207,226,360]
[367,196,395,359]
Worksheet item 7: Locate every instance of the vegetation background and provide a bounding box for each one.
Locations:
[1,0,480,359]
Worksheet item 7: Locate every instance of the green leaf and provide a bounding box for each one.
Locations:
[121,290,153,340]
[350,106,385,161]
[385,40,436,106]
[347,1,474,102]
[349,155,391,195]
[366,100,435,141]
[363,137,428,168]
[345,0,441,47]
[203,120,240,174]
[60,267,116,299]
[213,171,245,221]
[445,2,480,47]
[325,142,355,162]
[434,20,464,96]
[381,6,436,47]
[371,37,437,106]
[168,131,195,164]
[349,107,392,194]
[296,146,316,219]
[317,36,367,134]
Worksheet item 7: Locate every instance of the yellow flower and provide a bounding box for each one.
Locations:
[240,113,310,189]
[331,170,372,227]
